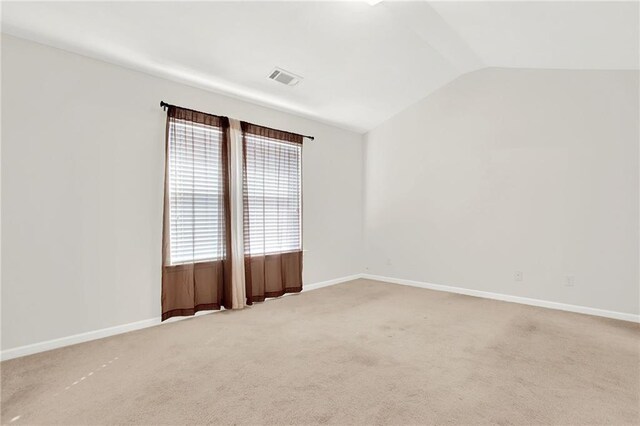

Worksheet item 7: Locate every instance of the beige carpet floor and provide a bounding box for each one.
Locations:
[1,279,639,425]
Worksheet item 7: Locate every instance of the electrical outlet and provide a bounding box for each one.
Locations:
[514,271,523,282]
[565,275,575,287]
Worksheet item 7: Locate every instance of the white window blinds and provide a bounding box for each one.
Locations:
[243,132,302,256]
[167,118,227,265]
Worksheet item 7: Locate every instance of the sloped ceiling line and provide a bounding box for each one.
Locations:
[1,1,638,133]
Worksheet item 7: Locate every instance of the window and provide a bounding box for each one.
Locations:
[167,117,226,265]
[243,131,302,256]
[161,105,305,318]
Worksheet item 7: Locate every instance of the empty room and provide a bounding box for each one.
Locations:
[1,1,638,424]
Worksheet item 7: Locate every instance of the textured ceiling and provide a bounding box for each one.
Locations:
[2,1,638,133]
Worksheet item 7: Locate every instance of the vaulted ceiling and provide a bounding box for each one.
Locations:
[2,1,638,133]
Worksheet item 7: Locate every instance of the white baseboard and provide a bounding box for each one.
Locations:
[0,274,361,361]
[0,317,162,362]
[4,273,635,361]
[302,274,363,292]
[361,274,640,323]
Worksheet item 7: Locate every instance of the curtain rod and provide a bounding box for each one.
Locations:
[160,101,315,141]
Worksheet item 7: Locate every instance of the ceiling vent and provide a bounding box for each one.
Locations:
[268,67,302,86]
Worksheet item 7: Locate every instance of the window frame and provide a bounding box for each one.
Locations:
[167,118,227,266]
[242,132,303,258]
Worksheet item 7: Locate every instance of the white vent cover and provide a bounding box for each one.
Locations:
[268,67,302,86]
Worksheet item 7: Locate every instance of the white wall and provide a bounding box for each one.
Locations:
[3,34,638,356]
[1,35,364,351]
[364,68,639,315]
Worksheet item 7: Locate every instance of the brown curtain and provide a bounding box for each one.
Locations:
[162,106,231,321]
[242,121,303,305]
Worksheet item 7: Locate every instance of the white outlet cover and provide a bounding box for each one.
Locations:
[565,275,575,287]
